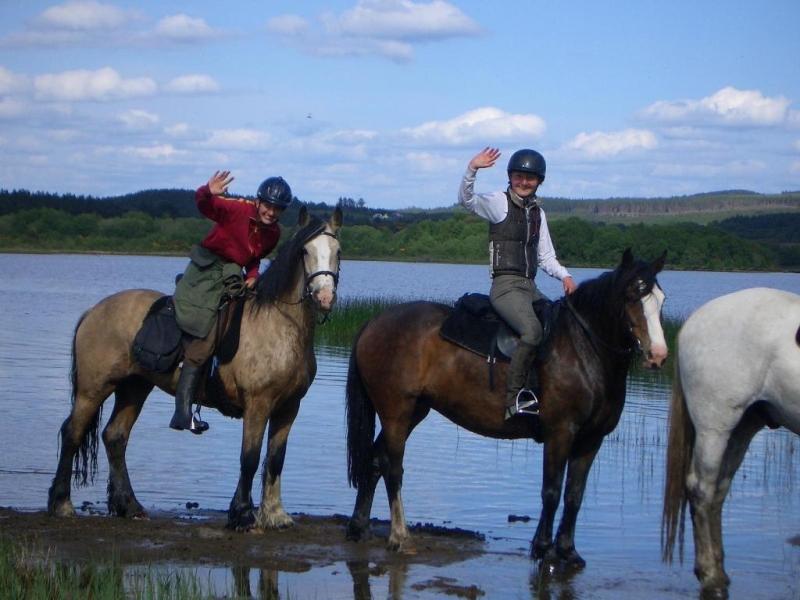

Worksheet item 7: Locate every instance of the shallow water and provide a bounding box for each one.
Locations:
[1,254,800,599]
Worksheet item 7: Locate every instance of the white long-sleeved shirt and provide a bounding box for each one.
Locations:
[458,167,572,282]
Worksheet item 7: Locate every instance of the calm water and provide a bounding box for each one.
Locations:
[1,254,799,599]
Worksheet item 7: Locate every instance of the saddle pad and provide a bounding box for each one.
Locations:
[439,293,557,363]
[439,294,512,361]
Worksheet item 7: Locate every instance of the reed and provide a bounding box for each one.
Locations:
[0,534,214,600]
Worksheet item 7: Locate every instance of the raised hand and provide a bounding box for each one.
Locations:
[468,147,501,171]
[208,170,234,195]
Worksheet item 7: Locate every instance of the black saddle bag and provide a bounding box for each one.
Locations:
[132,296,184,373]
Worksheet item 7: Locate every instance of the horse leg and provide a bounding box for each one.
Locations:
[553,442,602,567]
[256,402,301,530]
[383,404,430,552]
[48,385,115,517]
[227,407,269,531]
[103,377,152,518]
[346,431,386,542]
[689,415,764,599]
[532,431,573,560]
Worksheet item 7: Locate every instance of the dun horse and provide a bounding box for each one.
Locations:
[662,287,800,600]
[346,249,668,564]
[48,207,342,532]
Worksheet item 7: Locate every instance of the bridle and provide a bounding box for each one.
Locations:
[290,229,340,322]
[564,276,657,358]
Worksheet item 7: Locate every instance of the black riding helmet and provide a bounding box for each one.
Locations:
[507,149,546,183]
[257,176,293,208]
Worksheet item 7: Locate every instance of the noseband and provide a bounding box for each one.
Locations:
[298,230,340,323]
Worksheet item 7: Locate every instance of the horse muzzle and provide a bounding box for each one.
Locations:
[642,344,668,369]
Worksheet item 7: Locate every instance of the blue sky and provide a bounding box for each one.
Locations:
[1,0,798,209]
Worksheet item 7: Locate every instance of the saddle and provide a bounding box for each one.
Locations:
[439,293,558,365]
[132,292,247,373]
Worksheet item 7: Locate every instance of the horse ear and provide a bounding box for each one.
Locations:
[651,250,667,274]
[620,247,633,268]
[331,206,343,233]
[297,206,310,227]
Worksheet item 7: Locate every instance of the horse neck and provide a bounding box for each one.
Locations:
[567,283,632,361]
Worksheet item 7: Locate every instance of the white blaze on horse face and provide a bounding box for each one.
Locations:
[303,231,339,313]
[641,283,668,368]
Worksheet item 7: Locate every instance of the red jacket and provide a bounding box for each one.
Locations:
[195,184,281,279]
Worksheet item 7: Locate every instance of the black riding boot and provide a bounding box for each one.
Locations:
[169,365,209,434]
[504,341,539,420]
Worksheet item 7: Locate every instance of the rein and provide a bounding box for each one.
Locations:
[564,296,637,357]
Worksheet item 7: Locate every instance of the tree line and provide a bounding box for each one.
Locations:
[0,189,797,271]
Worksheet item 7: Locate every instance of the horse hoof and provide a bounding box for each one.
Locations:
[346,523,370,542]
[701,585,729,600]
[50,502,76,518]
[556,546,586,568]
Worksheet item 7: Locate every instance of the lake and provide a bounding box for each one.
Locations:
[1,253,799,599]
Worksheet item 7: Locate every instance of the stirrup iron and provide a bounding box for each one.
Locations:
[505,389,539,420]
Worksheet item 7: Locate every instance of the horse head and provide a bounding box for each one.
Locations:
[253,206,342,315]
[297,205,342,315]
[618,248,668,369]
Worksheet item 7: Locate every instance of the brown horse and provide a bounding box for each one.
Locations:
[48,206,342,532]
[346,248,667,565]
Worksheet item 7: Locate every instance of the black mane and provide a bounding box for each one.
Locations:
[253,216,328,308]
[563,253,660,353]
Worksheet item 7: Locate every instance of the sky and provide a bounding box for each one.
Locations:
[1,0,799,210]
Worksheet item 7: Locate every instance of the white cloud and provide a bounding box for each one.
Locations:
[117,109,160,130]
[0,66,31,95]
[324,0,481,41]
[163,75,220,94]
[269,1,480,62]
[165,123,192,137]
[33,67,157,102]
[202,129,272,150]
[401,107,546,146]
[568,129,658,157]
[122,144,187,161]
[155,14,215,41]
[32,0,140,31]
[640,87,792,127]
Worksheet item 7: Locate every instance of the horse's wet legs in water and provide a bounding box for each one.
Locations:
[689,414,765,596]
[48,375,115,517]
[104,377,153,518]
[227,407,269,531]
[346,431,387,542]
[256,402,301,530]
[347,405,432,551]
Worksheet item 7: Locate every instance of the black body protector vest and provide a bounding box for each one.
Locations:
[489,192,541,279]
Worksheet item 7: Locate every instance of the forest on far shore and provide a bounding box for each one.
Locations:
[0,188,798,271]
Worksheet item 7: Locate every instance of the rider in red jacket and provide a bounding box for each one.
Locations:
[170,170,293,434]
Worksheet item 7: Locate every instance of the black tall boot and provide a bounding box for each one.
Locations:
[169,365,209,434]
[504,340,539,420]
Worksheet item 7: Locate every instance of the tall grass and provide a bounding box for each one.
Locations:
[0,533,216,600]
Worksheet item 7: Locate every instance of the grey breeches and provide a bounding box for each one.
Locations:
[489,274,543,346]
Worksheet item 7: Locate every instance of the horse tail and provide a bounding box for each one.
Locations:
[661,343,694,564]
[346,323,376,490]
[68,312,101,487]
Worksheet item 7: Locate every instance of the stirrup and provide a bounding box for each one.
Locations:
[505,389,539,420]
[189,408,209,435]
